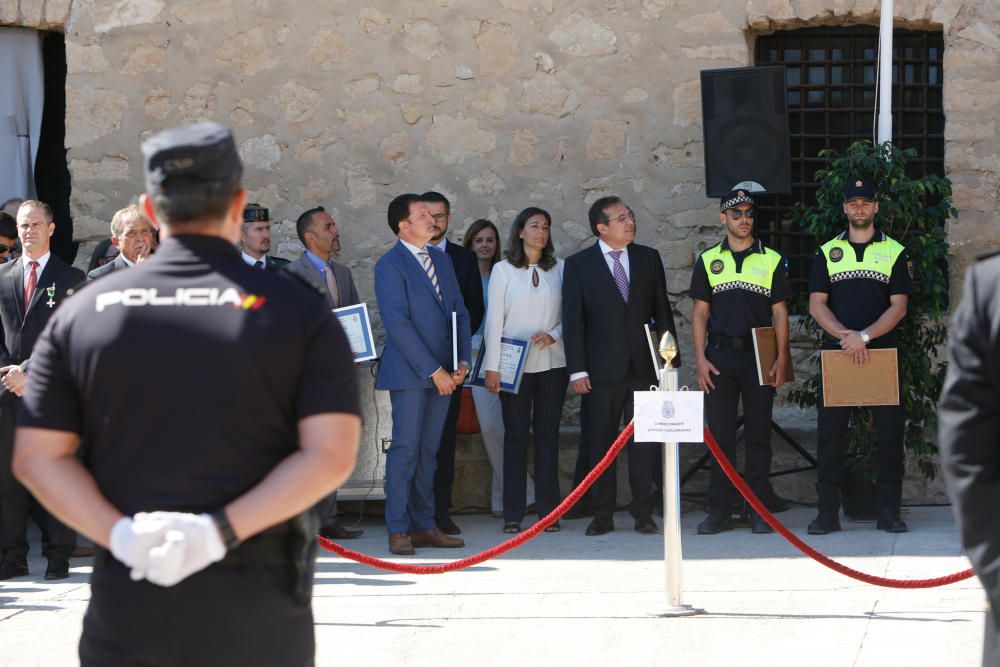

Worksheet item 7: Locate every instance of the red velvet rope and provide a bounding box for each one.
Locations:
[319,421,975,588]
[318,422,635,574]
[701,425,973,588]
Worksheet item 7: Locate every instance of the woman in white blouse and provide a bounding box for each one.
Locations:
[462,219,536,518]
[484,207,567,533]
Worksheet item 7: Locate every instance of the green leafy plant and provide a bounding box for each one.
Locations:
[786,140,955,479]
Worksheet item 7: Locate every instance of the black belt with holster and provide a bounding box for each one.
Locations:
[94,511,319,607]
[708,334,753,350]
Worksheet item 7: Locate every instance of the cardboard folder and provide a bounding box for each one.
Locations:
[821,348,900,407]
[751,327,795,386]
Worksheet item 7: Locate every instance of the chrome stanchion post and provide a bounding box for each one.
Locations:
[652,332,703,617]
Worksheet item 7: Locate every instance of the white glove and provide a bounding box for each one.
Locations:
[141,512,227,587]
[109,515,176,582]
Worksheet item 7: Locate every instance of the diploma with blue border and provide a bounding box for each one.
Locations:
[471,337,530,393]
[333,302,377,363]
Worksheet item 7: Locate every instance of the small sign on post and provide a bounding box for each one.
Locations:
[633,391,704,443]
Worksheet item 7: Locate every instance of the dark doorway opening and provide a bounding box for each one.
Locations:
[34,30,76,264]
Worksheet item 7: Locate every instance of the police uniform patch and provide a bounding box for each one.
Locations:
[710,259,724,274]
[829,247,844,263]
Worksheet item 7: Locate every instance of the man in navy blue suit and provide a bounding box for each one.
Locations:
[375,194,471,556]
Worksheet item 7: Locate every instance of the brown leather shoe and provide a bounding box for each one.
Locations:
[388,533,415,556]
[72,545,96,558]
[410,527,464,548]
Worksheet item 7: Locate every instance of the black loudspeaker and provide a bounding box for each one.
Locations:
[700,66,791,197]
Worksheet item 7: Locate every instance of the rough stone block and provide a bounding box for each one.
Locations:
[66,87,128,147]
[548,11,617,57]
[424,115,496,165]
[93,0,165,33]
[475,20,519,75]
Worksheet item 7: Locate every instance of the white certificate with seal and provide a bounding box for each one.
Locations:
[471,337,530,393]
[333,302,376,363]
[633,391,704,443]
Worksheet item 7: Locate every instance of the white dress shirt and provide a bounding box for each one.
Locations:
[21,251,50,289]
[241,251,265,267]
[483,259,565,374]
[599,238,630,280]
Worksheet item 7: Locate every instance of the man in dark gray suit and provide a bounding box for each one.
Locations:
[87,205,155,281]
[286,205,362,540]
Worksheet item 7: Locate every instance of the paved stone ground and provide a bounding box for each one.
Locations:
[0,506,983,666]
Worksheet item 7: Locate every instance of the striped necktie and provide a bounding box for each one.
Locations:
[418,251,443,301]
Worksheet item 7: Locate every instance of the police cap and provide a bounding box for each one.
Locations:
[141,122,243,196]
[843,178,877,203]
[244,203,269,223]
[720,189,754,212]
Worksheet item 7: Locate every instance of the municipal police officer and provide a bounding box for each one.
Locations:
[12,122,362,666]
[807,178,911,535]
[691,189,792,535]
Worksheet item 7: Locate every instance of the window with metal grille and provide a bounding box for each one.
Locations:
[754,26,944,294]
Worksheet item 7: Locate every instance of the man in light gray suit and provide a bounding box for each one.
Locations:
[287,205,363,539]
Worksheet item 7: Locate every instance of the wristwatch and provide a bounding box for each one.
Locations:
[211,509,241,551]
[859,330,871,344]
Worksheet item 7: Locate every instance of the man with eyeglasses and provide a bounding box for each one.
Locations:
[239,203,289,271]
[87,205,156,281]
[562,195,681,537]
[420,191,484,536]
[690,189,792,535]
[807,179,911,535]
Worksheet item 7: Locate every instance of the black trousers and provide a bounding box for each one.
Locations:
[433,389,463,516]
[499,368,568,522]
[582,369,656,521]
[81,557,313,667]
[816,374,905,514]
[704,346,777,512]
[0,401,75,562]
[313,491,338,529]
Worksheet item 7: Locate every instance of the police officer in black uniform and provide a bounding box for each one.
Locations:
[690,189,793,535]
[807,178,911,535]
[939,252,1000,666]
[12,122,361,666]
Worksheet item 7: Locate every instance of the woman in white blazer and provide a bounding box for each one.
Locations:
[483,208,567,533]
[462,219,535,518]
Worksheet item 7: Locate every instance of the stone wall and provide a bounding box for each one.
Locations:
[3,0,995,308]
[1,0,997,499]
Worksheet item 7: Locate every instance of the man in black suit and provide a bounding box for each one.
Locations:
[422,191,485,535]
[939,252,1000,666]
[0,200,85,580]
[87,205,155,281]
[240,203,289,271]
[562,195,680,537]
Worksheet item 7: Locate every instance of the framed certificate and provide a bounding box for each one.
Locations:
[333,302,377,363]
[471,337,530,393]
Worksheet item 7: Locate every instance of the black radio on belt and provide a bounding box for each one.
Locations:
[243,203,269,223]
